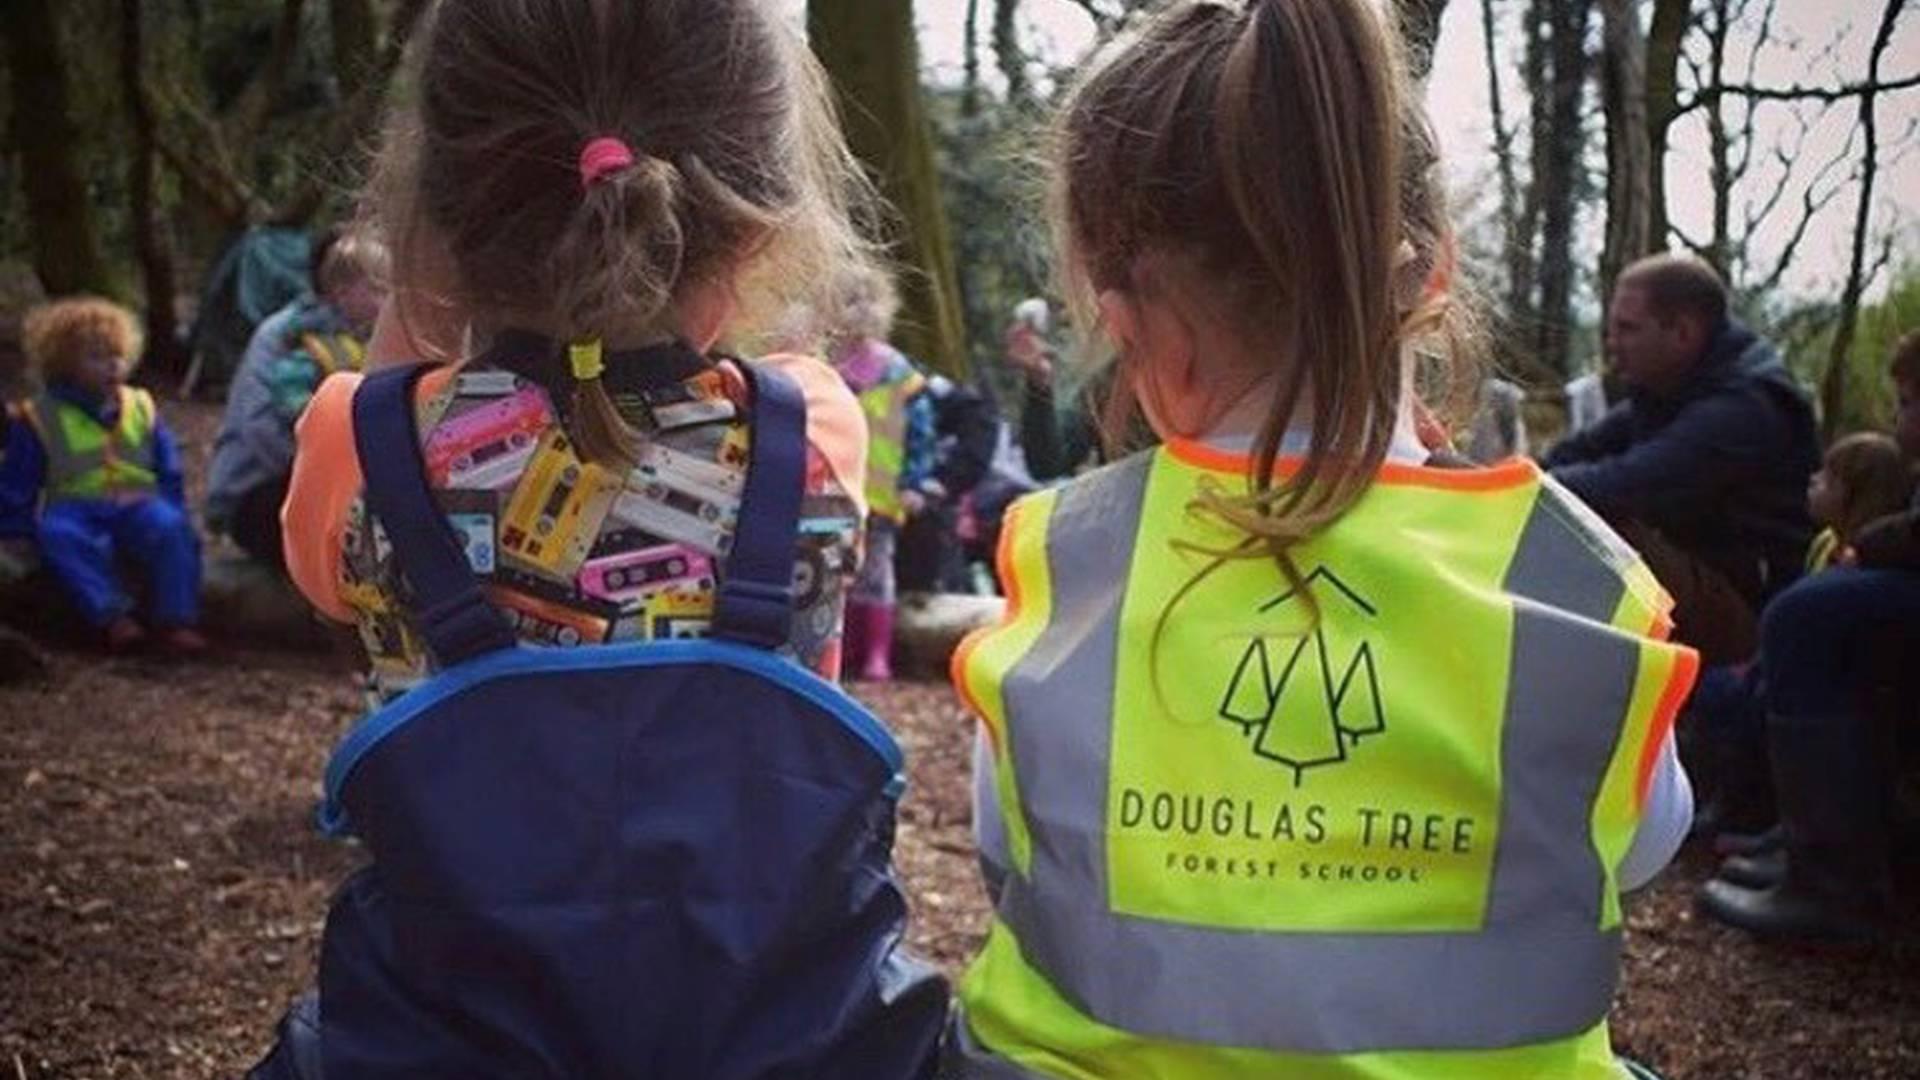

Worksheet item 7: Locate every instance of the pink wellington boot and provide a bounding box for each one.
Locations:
[842,600,871,676]
[859,602,896,682]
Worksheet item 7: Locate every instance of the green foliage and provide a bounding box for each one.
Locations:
[1776,261,1920,437]
[0,0,367,306]
[927,88,1054,404]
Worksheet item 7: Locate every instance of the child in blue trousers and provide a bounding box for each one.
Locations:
[0,297,204,652]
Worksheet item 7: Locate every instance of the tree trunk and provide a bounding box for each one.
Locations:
[992,0,1028,106]
[963,0,983,116]
[3,0,115,297]
[1645,0,1690,251]
[328,0,378,99]
[222,0,309,148]
[1533,0,1594,378]
[270,0,430,224]
[1482,0,1529,350]
[1393,0,1452,81]
[810,0,970,376]
[1703,0,1733,279]
[1821,0,1907,436]
[1507,0,1559,346]
[1599,0,1653,308]
[120,0,185,378]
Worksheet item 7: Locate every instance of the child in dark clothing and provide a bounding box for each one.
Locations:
[0,298,204,653]
[1690,430,1915,842]
[1699,331,1920,940]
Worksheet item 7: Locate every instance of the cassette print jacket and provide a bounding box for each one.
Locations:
[283,333,869,702]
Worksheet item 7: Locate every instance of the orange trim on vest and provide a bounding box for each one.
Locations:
[1162,437,1540,492]
[951,498,1031,754]
[1636,646,1701,811]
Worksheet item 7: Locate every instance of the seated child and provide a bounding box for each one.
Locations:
[1690,429,1915,844]
[244,0,946,1074]
[0,298,204,652]
[1804,432,1914,572]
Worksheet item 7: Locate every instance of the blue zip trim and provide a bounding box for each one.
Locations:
[319,641,907,837]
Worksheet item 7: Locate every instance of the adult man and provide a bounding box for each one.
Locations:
[1545,254,1818,663]
[205,229,383,572]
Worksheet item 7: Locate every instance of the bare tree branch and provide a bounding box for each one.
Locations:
[1752,170,1849,298]
[1821,0,1907,435]
[1669,221,1714,261]
[1059,0,1119,34]
[1678,70,1920,115]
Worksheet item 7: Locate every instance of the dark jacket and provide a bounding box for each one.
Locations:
[1852,489,1920,572]
[923,374,1000,499]
[1545,318,1819,602]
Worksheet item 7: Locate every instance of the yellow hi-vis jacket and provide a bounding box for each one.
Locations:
[24,387,161,501]
[950,438,1699,1080]
[859,371,926,526]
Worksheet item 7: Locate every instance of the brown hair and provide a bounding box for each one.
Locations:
[1618,253,1730,330]
[1890,329,1920,386]
[364,0,876,466]
[1051,0,1472,601]
[1822,432,1914,542]
[22,297,142,383]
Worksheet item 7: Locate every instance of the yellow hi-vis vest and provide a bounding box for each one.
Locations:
[300,331,366,375]
[950,439,1699,1080]
[860,370,926,525]
[25,387,161,501]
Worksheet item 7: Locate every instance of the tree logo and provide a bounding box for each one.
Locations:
[1217,566,1386,786]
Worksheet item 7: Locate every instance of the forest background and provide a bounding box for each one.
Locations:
[2,0,1917,436]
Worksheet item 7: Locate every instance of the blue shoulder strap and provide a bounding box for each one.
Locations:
[349,360,806,663]
[352,365,519,666]
[713,362,805,649]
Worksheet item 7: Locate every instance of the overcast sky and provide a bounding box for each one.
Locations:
[789,0,1920,303]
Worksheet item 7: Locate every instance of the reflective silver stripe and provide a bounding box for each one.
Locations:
[1503,484,1628,623]
[30,391,156,493]
[989,456,1639,1056]
[30,393,107,491]
[1484,490,1636,936]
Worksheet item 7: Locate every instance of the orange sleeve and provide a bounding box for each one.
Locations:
[760,353,868,517]
[281,373,365,624]
[281,366,458,623]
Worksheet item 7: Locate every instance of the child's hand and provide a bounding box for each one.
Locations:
[1412,399,1453,453]
[1005,323,1052,384]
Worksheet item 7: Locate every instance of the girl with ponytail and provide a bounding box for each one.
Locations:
[282,0,882,690]
[950,2,1696,1077]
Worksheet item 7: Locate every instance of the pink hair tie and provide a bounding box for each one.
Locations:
[578,136,635,191]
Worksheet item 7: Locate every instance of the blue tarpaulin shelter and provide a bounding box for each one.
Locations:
[185,227,311,395]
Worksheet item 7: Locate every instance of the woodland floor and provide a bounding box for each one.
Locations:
[1,401,1915,1079]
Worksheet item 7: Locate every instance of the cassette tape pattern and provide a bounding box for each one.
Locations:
[499,428,623,580]
[337,356,864,700]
